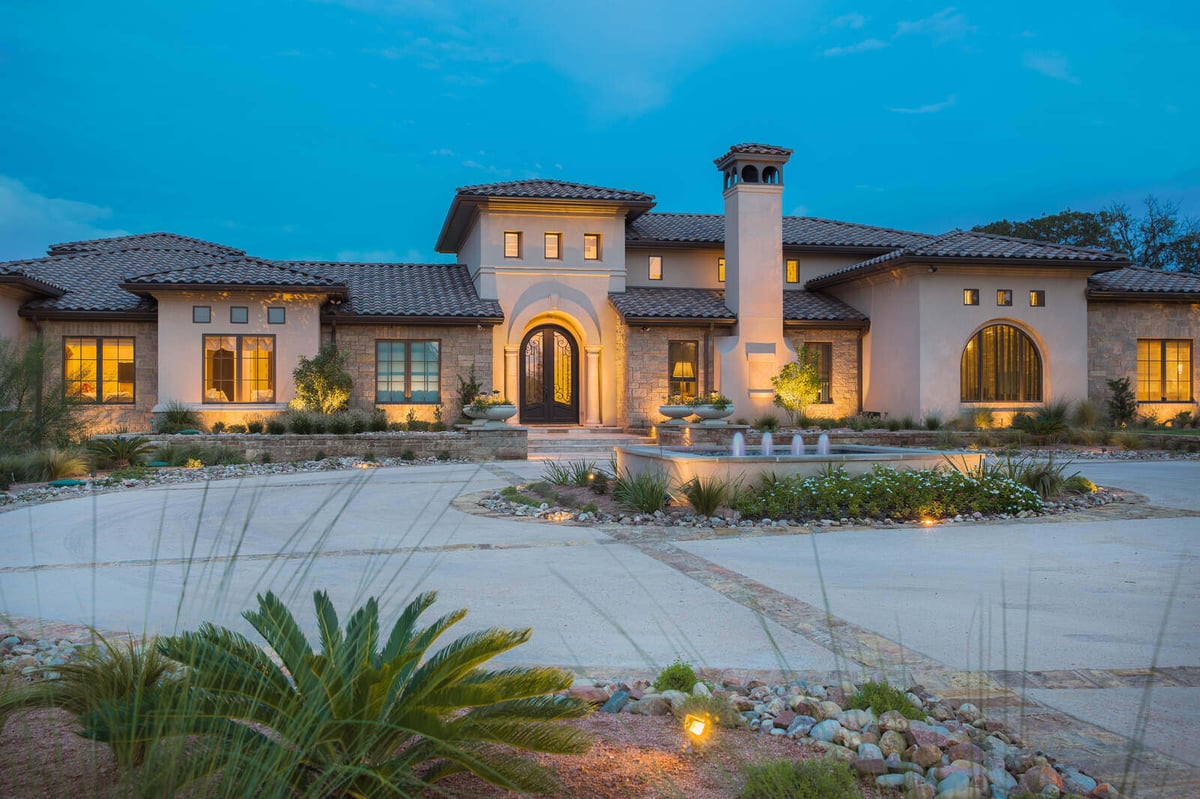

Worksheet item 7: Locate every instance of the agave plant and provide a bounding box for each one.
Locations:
[154,590,591,797]
[88,435,156,467]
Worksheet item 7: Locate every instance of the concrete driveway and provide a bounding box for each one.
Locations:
[1,458,1197,796]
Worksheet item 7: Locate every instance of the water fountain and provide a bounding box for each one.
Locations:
[761,431,774,456]
[817,433,831,455]
[790,435,805,455]
[731,431,746,457]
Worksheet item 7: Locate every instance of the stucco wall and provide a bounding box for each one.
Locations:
[621,325,714,430]
[830,271,920,416]
[784,328,861,418]
[622,247,863,290]
[36,318,158,432]
[1088,299,1200,419]
[153,291,324,413]
[327,322,495,422]
[0,289,27,341]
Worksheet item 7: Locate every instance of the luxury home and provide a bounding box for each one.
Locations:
[1,143,1197,432]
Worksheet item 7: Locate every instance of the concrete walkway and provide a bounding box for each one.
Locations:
[1,458,1197,796]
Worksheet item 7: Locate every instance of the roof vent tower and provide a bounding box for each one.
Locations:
[712,143,796,414]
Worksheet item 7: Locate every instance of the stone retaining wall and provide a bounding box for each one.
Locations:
[142,425,527,461]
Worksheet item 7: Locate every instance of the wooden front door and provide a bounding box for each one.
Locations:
[520,325,579,424]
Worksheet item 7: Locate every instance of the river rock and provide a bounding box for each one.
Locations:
[809,719,841,742]
[947,742,985,763]
[1020,764,1064,795]
[912,743,943,768]
[879,709,911,732]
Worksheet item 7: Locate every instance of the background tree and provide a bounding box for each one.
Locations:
[291,342,352,414]
[772,349,822,424]
[973,195,1200,274]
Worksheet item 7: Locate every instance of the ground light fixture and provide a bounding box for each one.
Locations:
[682,713,712,753]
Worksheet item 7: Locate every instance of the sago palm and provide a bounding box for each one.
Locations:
[154,590,591,797]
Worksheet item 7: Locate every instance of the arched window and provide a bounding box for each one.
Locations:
[960,324,1042,402]
[740,164,759,183]
[762,166,779,184]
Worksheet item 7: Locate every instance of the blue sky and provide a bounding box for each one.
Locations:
[2,1,1197,262]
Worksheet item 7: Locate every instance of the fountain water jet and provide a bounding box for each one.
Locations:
[731,432,746,457]
[790,435,805,456]
[817,433,831,455]
[761,431,773,456]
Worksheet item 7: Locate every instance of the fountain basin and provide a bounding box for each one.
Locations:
[615,443,983,485]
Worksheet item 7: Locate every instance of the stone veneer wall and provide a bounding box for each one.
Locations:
[142,426,526,461]
[36,319,159,432]
[1087,300,1199,418]
[326,323,495,423]
[784,328,861,418]
[621,325,714,430]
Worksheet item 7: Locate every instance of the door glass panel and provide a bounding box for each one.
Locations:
[524,334,543,406]
[553,331,572,405]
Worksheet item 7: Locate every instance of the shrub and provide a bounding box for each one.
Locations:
[738,758,862,799]
[369,408,389,432]
[153,444,245,468]
[27,447,89,481]
[932,429,961,449]
[982,453,1084,499]
[500,485,543,507]
[973,406,995,430]
[244,416,265,434]
[1111,430,1143,450]
[456,364,483,421]
[753,415,781,433]
[155,590,590,796]
[896,415,917,430]
[885,417,903,431]
[676,692,742,729]
[226,423,247,434]
[1065,474,1097,494]
[326,413,353,434]
[678,475,730,516]
[846,681,924,720]
[435,450,451,461]
[652,658,698,693]
[407,419,432,432]
[88,435,155,468]
[291,342,352,414]
[1072,399,1104,428]
[400,449,416,461]
[0,335,87,449]
[613,467,671,513]
[543,459,597,488]
[1107,377,1137,427]
[923,413,943,430]
[265,418,286,435]
[155,400,203,434]
[772,353,821,423]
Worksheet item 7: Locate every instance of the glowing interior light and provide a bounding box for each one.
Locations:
[684,714,707,738]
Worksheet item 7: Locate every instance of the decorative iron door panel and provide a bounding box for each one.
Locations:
[519,325,579,423]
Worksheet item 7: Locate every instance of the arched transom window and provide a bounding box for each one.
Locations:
[960,324,1042,402]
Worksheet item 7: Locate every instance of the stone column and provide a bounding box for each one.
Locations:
[504,345,519,405]
[585,345,602,426]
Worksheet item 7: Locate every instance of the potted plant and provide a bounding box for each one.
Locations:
[465,391,517,424]
[688,391,734,424]
[658,393,694,425]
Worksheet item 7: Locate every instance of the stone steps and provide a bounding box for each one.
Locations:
[526,427,653,457]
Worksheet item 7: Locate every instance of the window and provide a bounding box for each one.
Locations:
[1137,339,1193,402]
[544,232,562,260]
[785,259,799,284]
[963,289,979,306]
[960,324,1042,402]
[203,335,274,403]
[717,257,725,283]
[193,306,211,323]
[376,340,441,403]
[649,255,663,280]
[802,342,833,403]
[584,233,601,261]
[667,340,698,400]
[64,337,135,404]
[504,231,522,258]
[996,289,1013,307]
[267,307,286,324]
[230,306,249,324]
[1029,290,1046,307]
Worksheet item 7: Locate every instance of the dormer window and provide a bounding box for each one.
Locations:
[504,231,522,258]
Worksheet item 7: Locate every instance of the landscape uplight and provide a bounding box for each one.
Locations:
[684,714,708,739]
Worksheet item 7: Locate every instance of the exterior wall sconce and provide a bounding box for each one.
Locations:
[928,266,938,273]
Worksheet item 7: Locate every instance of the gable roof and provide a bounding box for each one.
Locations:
[455,179,654,203]
[1087,266,1200,300]
[122,257,343,292]
[626,212,934,250]
[284,261,503,321]
[807,229,1131,288]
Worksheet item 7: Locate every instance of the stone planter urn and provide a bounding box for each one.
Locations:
[658,404,694,425]
[465,404,518,426]
[691,404,734,425]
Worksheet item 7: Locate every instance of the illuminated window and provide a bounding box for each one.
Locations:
[376,340,441,403]
[802,343,833,403]
[960,324,1041,402]
[230,306,249,324]
[584,233,601,261]
[717,257,725,283]
[267,307,286,324]
[203,335,275,403]
[963,289,979,306]
[668,340,698,400]
[1137,339,1193,402]
[785,259,799,284]
[63,337,135,404]
[504,231,522,258]
[649,255,663,280]
[544,232,562,260]
[193,306,211,323]
[996,289,1013,307]
[1029,290,1046,307]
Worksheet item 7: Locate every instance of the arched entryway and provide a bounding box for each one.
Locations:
[520,324,579,424]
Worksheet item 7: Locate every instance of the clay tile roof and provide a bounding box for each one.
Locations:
[285,261,503,319]
[783,290,868,322]
[455,179,654,203]
[724,143,794,157]
[123,257,341,289]
[48,232,244,257]
[1088,266,1200,297]
[626,212,932,249]
[608,287,735,322]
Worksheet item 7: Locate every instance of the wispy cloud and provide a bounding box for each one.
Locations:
[832,12,865,29]
[895,7,974,44]
[823,38,887,57]
[0,176,126,260]
[430,148,455,156]
[889,94,957,114]
[1023,51,1079,83]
